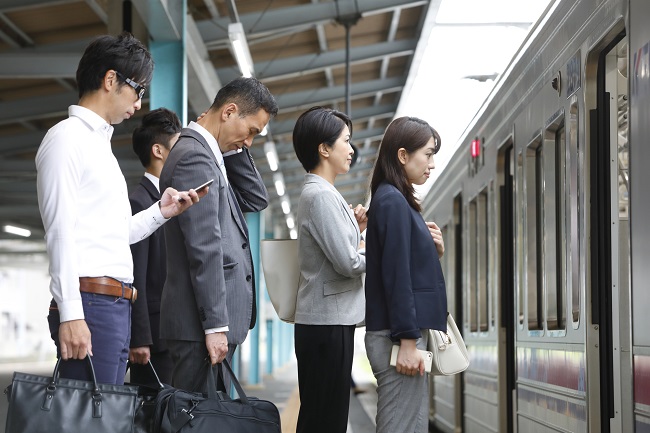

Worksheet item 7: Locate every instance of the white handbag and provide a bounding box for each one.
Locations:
[427,312,470,375]
[260,239,299,323]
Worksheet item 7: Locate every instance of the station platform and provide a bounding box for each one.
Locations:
[242,356,378,433]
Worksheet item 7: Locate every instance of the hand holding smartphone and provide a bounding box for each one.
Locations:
[178,179,214,203]
[389,345,433,373]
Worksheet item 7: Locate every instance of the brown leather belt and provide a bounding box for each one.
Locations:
[79,277,137,304]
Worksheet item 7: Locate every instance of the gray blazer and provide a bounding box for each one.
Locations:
[294,174,366,325]
[159,128,268,344]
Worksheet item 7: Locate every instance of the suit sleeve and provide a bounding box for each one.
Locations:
[308,191,365,278]
[223,147,268,213]
[173,150,229,330]
[129,189,153,348]
[377,193,420,340]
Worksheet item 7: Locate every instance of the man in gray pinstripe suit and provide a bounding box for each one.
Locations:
[159,77,278,392]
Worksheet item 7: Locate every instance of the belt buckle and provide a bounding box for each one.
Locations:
[130,287,137,304]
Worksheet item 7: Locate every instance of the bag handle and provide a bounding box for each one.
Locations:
[46,356,103,418]
[126,360,165,390]
[205,359,250,405]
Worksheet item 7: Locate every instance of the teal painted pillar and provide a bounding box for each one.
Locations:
[246,211,262,385]
[149,2,187,123]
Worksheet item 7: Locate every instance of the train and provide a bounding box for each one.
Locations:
[420,0,650,431]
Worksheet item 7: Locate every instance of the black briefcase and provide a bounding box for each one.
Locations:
[126,361,172,433]
[152,359,281,433]
[4,357,139,433]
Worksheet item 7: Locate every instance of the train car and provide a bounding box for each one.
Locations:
[421,0,650,431]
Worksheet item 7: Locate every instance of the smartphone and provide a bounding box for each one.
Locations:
[389,345,433,373]
[178,179,214,202]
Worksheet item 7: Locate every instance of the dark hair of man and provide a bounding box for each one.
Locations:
[132,108,182,168]
[76,32,154,99]
[292,106,353,172]
[370,116,441,212]
[210,77,278,118]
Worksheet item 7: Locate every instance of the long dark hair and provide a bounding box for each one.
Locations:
[370,116,441,212]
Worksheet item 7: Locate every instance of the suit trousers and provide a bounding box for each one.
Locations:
[47,292,131,385]
[364,329,430,433]
[294,324,355,433]
[166,339,236,394]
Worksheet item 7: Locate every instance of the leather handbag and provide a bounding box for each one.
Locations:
[4,356,139,433]
[427,312,470,376]
[260,238,299,323]
[152,359,281,433]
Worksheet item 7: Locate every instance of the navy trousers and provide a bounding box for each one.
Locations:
[48,292,131,385]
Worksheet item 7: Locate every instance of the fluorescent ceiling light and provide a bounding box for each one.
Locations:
[3,224,31,237]
[260,126,268,137]
[286,216,295,229]
[290,228,297,239]
[273,173,285,196]
[264,140,279,172]
[228,22,254,78]
[281,197,291,215]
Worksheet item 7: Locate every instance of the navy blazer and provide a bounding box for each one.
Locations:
[129,176,167,351]
[364,182,447,340]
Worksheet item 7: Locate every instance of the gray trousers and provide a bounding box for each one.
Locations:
[365,330,429,433]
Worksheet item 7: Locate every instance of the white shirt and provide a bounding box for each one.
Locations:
[187,121,228,185]
[144,171,160,192]
[36,105,168,323]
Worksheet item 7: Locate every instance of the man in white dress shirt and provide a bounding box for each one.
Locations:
[36,32,204,385]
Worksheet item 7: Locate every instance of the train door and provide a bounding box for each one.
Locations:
[498,143,515,433]
[587,31,632,433]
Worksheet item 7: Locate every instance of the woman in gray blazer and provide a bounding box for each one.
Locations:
[292,107,367,433]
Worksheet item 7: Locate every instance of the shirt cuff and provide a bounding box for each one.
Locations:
[222,149,243,157]
[204,326,229,334]
[58,299,85,323]
[148,201,170,224]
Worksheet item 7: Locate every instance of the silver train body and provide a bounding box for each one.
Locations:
[421,0,650,431]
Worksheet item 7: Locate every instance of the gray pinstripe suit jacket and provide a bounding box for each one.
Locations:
[159,128,268,345]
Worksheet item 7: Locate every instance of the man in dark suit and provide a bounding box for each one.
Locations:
[159,77,278,392]
[128,108,182,384]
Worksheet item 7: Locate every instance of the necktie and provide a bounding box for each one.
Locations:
[218,158,228,185]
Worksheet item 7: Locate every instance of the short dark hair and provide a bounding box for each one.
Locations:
[210,77,278,118]
[370,116,441,212]
[292,106,353,172]
[132,108,182,168]
[76,32,154,99]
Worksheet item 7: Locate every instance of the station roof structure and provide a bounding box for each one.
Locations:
[0,0,550,248]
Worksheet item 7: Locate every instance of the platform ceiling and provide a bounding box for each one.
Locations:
[0,0,443,247]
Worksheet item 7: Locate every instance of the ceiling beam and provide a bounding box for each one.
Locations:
[197,0,427,43]
[217,39,417,83]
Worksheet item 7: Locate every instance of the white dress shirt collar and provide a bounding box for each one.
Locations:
[69,105,114,140]
[187,121,228,184]
[144,172,160,192]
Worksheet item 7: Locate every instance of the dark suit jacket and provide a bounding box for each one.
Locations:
[129,176,167,352]
[159,128,268,345]
[364,182,448,340]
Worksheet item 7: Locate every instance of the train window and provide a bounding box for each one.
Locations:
[569,103,580,324]
[478,189,489,332]
[469,200,478,332]
[545,120,567,331]
[526,137,543,331]
[516,151,525,328]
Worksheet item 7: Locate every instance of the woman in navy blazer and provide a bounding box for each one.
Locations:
[365,116,447,433]
[292,107,367,433]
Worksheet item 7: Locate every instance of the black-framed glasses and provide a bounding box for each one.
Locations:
[115,71,146,99]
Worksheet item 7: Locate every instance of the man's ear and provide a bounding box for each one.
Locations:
[397,147,408,164]
[103,70,118,92]
[222,103,237,120]
[151,143,164,161]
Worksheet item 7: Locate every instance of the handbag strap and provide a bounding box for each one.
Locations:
[126,360,165,390]
[205,359,250,404]
[48,356,103,417]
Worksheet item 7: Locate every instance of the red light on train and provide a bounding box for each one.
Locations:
[471,139,481,158]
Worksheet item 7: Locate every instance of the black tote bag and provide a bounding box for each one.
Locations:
[153,359,281,433]
[4,356,139,433]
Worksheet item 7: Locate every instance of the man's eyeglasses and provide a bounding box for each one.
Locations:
[115,71,146,99]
